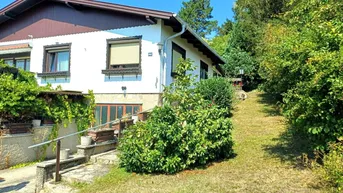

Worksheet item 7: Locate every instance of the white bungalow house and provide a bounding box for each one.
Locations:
[0,0,225,125]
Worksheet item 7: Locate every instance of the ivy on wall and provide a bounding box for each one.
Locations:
[0,61,96,159]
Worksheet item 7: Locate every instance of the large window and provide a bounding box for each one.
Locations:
[38,44,71,77]
[102,36,141,75]
[1,56,30,71]
[94,104,142,126]
[200,61,208,79]
[171,42,186,77]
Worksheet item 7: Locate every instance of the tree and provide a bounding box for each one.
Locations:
[209,34,230,56]
[216,19,233,36]
[258,0,343,149]
[178,0,217,37]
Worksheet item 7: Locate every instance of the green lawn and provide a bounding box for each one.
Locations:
[78,91,325,193]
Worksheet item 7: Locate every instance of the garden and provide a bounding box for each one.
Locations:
[0,61,95,162]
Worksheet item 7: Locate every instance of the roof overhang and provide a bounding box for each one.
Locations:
[0,43,31,55]
[0,0,225,70]
[163,15,226,67]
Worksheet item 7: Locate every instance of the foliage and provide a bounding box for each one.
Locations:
[196,77,235,110]
[216,19,233,36]
[0,61,95,159]
[221,22,260,90]
[0,62,47,122]
[209,34,230,56]
[223,48,255,78]
[44,88,96,142]
[119,59,234,174]
[258,0,343,149]
[234,0,289,23]
[178,0,217,38]
[315,143,343,191]
[9,161,38,169]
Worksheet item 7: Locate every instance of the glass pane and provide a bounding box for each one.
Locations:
[16,60,25,70]
[110,106,117,120]
[133,106,140,114]
[109,106,116,128]
[117,106,123,119]
[126,106,133,116]
[26,59,30,71]
[4,60,13,67]
[49,53,56,72]
[101,106,108,124]
[57,51,69,71]
[95,106,101,126]
[172,50,182,72]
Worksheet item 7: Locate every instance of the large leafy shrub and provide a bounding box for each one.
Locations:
[258,1,343,149]
[315,143,343,191]
[119,59,234,174]
[0,61,95,134]
[196,77,235,110]
[0,63,46,122]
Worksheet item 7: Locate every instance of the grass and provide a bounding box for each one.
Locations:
[9,161,38,169]
[77,91,326,193]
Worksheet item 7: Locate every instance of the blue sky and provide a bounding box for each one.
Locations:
[0,0,235,26]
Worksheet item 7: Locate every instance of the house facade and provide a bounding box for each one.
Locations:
[0,0,225,124]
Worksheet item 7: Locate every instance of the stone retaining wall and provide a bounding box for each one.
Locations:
[0,122,78,169]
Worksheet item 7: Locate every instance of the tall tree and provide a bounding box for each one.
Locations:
[178,0,217,37]
[216,19,233,36]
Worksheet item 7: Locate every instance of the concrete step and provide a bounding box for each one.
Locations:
[90,150,119,165]
[44,163,111,192]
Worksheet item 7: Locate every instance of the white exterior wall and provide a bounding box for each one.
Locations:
[161,23,218,87]
[0,20,219,95]
[0,22,163,94]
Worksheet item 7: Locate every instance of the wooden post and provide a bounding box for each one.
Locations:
[55,140,61,182]
[118,119,122,140]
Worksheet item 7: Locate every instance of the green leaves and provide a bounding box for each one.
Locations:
[0,65,46,122]
[0,60,95,138]
[196,77,235,110]
[119,59,234,174]
[258,1,343,149]
[178,0,217,38]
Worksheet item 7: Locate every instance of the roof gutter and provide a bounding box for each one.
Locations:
[160,14,186,91]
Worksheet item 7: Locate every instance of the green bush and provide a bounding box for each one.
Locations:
[316,143,343,191]
[258,1,343,150]
[0,62,47,122]
[196,77,235,110]
[119,59,234,174]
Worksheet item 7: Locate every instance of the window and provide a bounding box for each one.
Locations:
[38,44,71,77]
[171,42,186,77]
[0,55,30,71]
[94,104,142,126]
[200,61,208,79]
[102,36,142,75]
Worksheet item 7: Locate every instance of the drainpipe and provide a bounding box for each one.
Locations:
[160,15,186,92]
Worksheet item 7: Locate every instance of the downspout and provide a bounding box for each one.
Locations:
[160,15,186,92]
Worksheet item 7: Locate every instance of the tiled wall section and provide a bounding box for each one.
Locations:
[94,93,162,111]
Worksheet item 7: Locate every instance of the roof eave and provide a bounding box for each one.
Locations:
[173,15,226,64]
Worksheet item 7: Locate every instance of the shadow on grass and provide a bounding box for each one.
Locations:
[257,92,282,116]
[263,128,314,169]
[257,92,314,169]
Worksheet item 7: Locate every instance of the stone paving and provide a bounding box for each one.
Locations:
[0,150,118,193]
[0,165,36,193]
[43,150,118,192]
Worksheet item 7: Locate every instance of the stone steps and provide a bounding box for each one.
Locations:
[90,150,119,165]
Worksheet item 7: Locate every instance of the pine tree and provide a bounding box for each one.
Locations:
[178,0,217,38]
